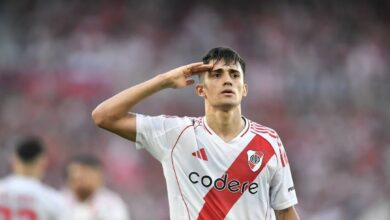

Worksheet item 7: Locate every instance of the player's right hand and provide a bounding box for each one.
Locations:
[162,62,213,89]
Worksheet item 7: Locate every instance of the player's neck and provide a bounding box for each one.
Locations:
[12,160,43,179]
[14,164,43,179]
[205,106,245,143]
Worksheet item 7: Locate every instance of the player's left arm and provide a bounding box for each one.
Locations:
[270,134,299,219]
[275,206,300,220]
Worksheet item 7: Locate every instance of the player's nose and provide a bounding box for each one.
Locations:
[222,72,233,85]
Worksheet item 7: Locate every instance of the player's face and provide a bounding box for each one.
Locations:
[67,163,102,201]
[196,59,248,110]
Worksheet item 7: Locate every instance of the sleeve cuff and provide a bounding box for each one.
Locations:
[272,199,298,210]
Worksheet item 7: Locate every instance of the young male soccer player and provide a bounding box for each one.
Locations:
[0,136,67,220]
[92,47,299,220]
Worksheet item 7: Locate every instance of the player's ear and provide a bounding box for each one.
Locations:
[195,84,206,98]
[10,155,18,169]
[243,83,248,97]
[36,155,48,177]
[40,154,48,168]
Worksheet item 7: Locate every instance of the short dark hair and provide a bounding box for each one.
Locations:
[202,47,246,73]
[15,136,45,163]
[64,154,102,179]
[67,154,102,169]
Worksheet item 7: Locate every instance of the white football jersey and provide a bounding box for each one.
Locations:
[0,174,67,220]
[63,187,129,220]
[136,115,298,220]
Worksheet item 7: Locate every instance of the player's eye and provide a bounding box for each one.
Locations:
[210,71,221,78]
[231,72,240,78]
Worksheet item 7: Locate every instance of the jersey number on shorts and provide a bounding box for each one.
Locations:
[0,206,37,220]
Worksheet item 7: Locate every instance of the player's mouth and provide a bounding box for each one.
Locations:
[221,89,235,96]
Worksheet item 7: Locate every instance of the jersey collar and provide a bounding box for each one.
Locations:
[202,116,250,144]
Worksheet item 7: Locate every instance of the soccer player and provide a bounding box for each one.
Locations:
[92,47,299,220]
[0,136,67,220]
[63,154,130,220]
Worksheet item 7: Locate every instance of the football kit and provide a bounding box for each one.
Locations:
[0,174,67,220]
[136,115,298,220]
[63,187,129,220]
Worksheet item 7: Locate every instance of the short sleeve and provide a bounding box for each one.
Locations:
[99,194,130,220]
[270,136,298,210]
[135,114,192,161]
[48,190,70,220]
[111,197,130,220]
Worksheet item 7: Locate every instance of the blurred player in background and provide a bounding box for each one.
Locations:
[92,47,299,220]
[63,154,130,220]
[0,136,67,220]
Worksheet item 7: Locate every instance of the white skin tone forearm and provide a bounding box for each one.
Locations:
[92,62,212,141]
[275,207,300,220]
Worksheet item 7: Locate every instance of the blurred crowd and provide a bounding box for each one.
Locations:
[0,0,389,219]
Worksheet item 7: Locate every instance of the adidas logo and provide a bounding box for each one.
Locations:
[192,148,208,161]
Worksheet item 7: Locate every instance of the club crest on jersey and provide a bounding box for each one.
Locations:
[247,150,264,172]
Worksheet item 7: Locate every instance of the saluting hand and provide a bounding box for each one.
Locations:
[162,62,213,89]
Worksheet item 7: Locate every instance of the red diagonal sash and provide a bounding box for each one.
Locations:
[197,134,275,220]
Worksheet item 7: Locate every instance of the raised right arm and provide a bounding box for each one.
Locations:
[91,62,212,142]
